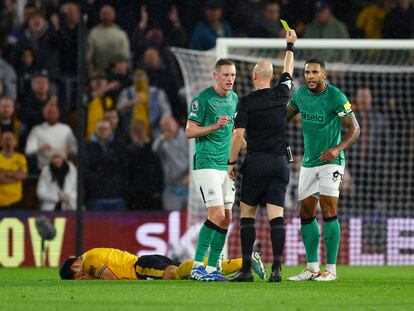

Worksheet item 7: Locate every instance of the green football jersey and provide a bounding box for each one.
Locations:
[289,83,352,168]
[188,87,238,171]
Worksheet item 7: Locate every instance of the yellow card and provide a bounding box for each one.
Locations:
[280,19,291,31]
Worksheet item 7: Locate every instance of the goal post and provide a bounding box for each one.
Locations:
[171,38,414,265]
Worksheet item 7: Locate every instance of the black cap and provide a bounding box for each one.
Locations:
[314,1,330,13]
[205,0,221,10]
[34,69,49,78]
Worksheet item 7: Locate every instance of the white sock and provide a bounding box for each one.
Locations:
[306,262,320,272]
[326,264,336,275]
[205,265,216,273]
[192,260,204,269]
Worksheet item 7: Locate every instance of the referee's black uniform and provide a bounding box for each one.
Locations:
[231,72,293,282]
[235,72,292,206]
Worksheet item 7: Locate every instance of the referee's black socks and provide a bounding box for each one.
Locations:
[270,217,285,271]
[240,217,256,272]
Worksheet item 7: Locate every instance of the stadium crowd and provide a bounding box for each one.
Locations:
[0,0,413,211]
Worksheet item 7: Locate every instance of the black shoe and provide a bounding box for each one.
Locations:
[268,267,282,282]
[229,270,254,282]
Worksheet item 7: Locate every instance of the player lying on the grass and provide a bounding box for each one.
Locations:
[59,248,266,281]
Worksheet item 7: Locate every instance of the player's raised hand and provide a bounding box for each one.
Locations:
[215,115,230,129]
[320,146,341,162]
[286,29,297,44]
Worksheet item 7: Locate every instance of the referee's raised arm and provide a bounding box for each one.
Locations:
[283,30,297,76]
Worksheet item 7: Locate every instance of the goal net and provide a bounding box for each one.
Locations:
[171,39,414,265]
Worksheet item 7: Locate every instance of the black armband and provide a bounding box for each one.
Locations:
[227,160,237,165]
[286,42,295,53]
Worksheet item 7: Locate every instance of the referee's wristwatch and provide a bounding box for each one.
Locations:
[227,160,237,165]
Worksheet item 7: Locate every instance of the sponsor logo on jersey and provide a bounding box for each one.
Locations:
[192,101,199,111]
[208,188,215,196]
[301,111,325,123]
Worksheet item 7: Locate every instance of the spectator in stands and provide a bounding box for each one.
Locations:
[0,47,17,101]
[0,96,21,141]
[117,69,172,139]
[348,86,388,209]
[20,70,52,135]
[86,4,131,73]
[132,4,187,66]
[382,0,414,39]
[231,0,265,37]
[0,131,27,209]
[103,108,130,145]
[86,72,115,139]
[152,116,188,211]
[25,102,77,171]
[304,1,350,62]
[16,47,36,102]
[254,1,283,38]
[0,0,15,47]
[127,120,163,210]
[356,0,387,39]
[85,119,128,211]
[17,12,59,78]
[106,57,132,101]
[54,1,80,111]
[37,149,77,211]
[142,47,180,119]
[189,0,234,51]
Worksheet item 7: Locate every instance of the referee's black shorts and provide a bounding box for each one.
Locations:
[240,152,290,207]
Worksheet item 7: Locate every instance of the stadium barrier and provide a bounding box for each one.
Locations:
[1,210,413,267]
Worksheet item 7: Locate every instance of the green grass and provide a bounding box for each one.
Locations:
[1,266,413,311]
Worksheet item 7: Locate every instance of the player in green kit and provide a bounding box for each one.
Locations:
[287,59,360,281]
[186,58,238,281]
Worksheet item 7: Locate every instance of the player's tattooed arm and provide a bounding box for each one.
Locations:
[320,113,360,162]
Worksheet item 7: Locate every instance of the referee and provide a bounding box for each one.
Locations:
[228,29,297,282]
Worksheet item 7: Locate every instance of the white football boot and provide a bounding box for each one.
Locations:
[287,269,321,281]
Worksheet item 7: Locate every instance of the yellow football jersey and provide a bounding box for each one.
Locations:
[81,248,138,280]
[0,153,27,206]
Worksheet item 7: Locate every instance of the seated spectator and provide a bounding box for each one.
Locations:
[54,1,81,111]
[142,47,180,118]
[86,72,115,139]
[37,149,77,211]
[117,69,172,138]
[189,0,234,51]
[16,47,37,102]
[0,47,17,101]
[106,57,132,101]
[254,1,283,38]
[0,131,27,209]
[132,4,187,67]
[103,109,130,145]
[304,1,350,62]
[356,0,387,39]
[16,12,59,78]
[127,120,163,210]
[25,102,77,171]
[0,96,21,141]
[20,70,53,135]
[86,4,130,73]
[382,0,414,39]
[152,116,188,211]
[85,120,128,211]
[231,0,265,37]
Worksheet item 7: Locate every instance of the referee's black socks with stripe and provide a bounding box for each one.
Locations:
[240,217,256,272]
[270,217,285,271]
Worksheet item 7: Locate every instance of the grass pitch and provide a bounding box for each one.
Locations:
[1,266,413,311]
